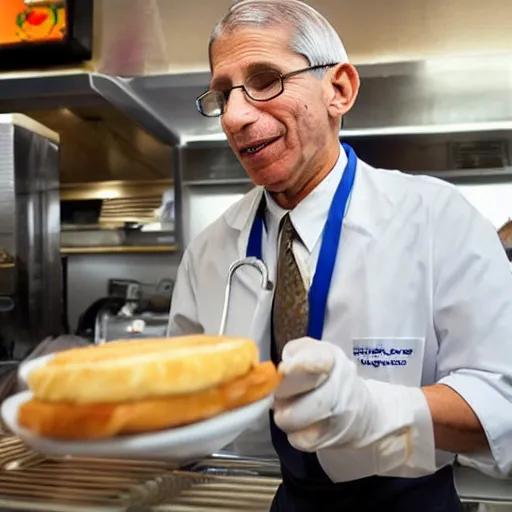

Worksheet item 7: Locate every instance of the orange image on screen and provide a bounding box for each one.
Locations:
[0,0,67,45]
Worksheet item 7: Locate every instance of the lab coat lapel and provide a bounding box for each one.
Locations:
[317,159,385,349]
[223,187,274,362]
[247,281,274,362]
[342,160,392,237]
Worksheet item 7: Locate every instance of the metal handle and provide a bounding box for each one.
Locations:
[218,257,273,336]
[0,361,19,369]
[183,452,282,478]
[210,452,280,465]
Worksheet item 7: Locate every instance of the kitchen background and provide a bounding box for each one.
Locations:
[0,0,511,358]
[0,1,511,508]
[62,0,512,332]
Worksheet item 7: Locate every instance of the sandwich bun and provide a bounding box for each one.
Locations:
[19,361,279,440]
[18,335,281,440]
[27,335,259,404]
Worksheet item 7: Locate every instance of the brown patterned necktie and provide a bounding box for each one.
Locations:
[272,214,309,359]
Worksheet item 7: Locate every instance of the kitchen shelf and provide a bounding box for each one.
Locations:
[60,245,178,255]
[60,179,173,201]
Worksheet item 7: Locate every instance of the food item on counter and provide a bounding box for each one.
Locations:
[18,335,281,440]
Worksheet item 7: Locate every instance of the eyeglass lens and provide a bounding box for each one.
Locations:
[198,70,283,117]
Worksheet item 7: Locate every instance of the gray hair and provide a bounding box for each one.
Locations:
[209,0,349,71]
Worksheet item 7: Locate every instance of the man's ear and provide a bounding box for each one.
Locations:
[327,63,360,119]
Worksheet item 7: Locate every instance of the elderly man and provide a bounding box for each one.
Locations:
[168,0,512,510]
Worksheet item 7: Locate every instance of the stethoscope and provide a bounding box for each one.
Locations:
[166,257,272,337]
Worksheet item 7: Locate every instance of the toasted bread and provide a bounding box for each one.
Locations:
[27,335,259,404]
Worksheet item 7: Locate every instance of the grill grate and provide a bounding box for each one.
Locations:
[0,435,280,511]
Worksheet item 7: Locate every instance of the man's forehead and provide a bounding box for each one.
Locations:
[210,32,307,88]
[210,26,294,72]
[211,60,280,83]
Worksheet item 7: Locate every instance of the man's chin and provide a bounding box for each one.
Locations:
[253,173,290,193]
[262,182,288,194]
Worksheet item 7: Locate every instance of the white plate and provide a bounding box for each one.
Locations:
[1,391,273,464]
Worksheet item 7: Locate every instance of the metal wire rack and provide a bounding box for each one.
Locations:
[0,435,281,511]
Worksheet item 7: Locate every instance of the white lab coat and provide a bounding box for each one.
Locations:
[168,155,512,481]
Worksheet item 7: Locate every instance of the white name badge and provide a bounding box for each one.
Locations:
[351,337,425,387]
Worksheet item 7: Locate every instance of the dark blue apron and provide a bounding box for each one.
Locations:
[246,143,463,511]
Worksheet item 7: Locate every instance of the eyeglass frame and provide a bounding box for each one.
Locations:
[195,63,339,117]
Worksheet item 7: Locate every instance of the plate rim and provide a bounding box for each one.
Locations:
[1,389,273,452]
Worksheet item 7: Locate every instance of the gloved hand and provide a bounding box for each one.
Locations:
[273,338,436,475]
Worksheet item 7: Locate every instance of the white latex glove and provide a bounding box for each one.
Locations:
[274,338,436,476]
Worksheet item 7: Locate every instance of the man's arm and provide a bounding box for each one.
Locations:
[422,384,488,453]
[428,186,512,476]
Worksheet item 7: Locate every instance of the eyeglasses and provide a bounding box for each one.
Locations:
[196,63,338,117]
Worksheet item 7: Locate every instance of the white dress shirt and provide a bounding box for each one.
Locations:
[262,145,348,288]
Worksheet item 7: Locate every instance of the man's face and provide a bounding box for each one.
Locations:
[210,27,337,194]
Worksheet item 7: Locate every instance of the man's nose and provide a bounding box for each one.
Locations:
[222,89,258,134]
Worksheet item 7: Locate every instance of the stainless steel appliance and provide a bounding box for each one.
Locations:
[90,278,174,344]
[0,114,62,362]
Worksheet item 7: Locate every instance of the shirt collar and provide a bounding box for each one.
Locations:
[264,144,348,252]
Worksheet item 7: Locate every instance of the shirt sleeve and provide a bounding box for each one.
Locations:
[166,248,204,337]
[432,186,512,477]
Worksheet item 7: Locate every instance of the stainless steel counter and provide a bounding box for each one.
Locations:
[0,431,510,511]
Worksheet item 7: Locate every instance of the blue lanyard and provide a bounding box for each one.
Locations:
[246,143,357,340]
